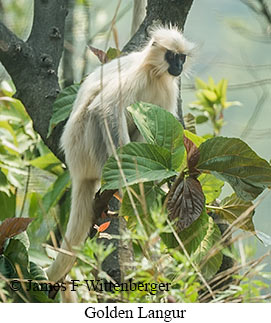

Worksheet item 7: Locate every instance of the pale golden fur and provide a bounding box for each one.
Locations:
[46,26,194,282]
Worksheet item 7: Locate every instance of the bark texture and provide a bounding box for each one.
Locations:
[124,0,194,53]
[0,0,67,160]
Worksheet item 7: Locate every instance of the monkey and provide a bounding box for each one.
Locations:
[46,26,194,283]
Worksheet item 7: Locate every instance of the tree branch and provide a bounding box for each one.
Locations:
[63,0,75,87]
[124,0,194,53]
[0,0,67,161]
[27,0,66,70]
[0,22,27,78]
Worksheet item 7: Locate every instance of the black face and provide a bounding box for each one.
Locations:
[165,50,186,76]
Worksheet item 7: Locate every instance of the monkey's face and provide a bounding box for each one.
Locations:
[165,50,186,77]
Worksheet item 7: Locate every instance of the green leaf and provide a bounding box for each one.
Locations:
[106,47,121,60]
[48,84,80,137]
[217,79,227,100]
[0,97,29,124]
[29,261,47,281]
[4,239,29,274]
[194,216,223,280]
[0,120,18,150]
[15,127,36,154]
[28,192,42,218]
[198,137,271,200]
[208,77,216,90]
[102,142,177,191]
[120,182,160,219]
[0,255,16,278]
[127,102,185,170]
[198,173,224,204]
[42,171,70,213]
[0,170,9,195]
[183,130,206,148]
[27,290,54,303]
[195,78,208,90]
[196,92,211,108]
[7,169,25,189]
[195,115,209,124]
[0,192,16,220]
[179,209,210,254]
[203,106,215,117]
[162,209,210,253]
[14,232,30,251]
[59,189,71,229]
[0,147,25,168]
[30,153,63,176]
[202,90,217,102]
[217,193,255,232]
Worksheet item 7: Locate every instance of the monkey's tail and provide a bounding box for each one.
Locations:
[46,178,97,283]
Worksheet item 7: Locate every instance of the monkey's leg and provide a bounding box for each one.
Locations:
[47,177,97,283]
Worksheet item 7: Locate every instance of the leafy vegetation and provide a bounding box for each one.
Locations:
[189,77,241,136]
[0,78,271,303]
[0,82,70,302]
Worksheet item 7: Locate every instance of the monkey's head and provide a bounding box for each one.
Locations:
[144,26,194,78]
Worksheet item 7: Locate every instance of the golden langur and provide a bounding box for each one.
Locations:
[47,26,194,282]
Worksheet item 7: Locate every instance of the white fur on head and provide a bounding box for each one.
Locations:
[149,25,195,55]
[143,25,195,78]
